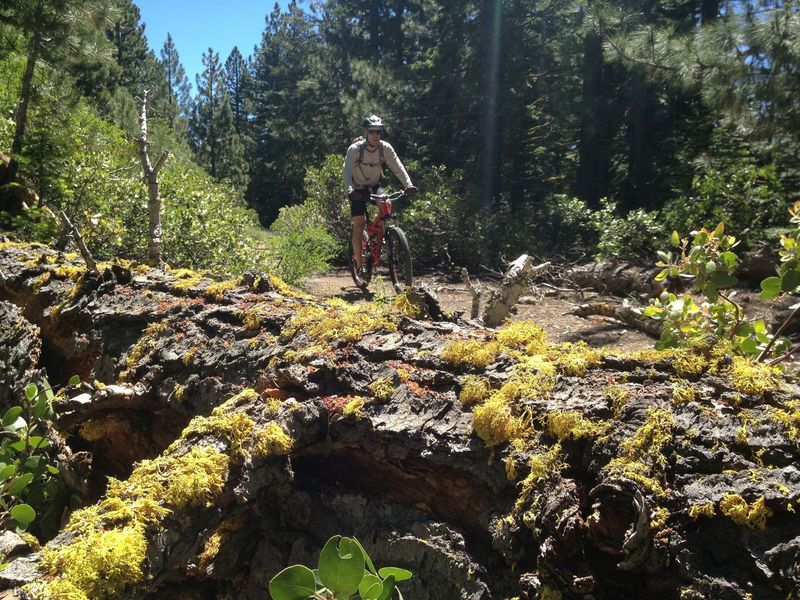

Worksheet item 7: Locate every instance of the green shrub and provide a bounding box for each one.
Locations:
[265,201,338,284]
[590,198,663,262]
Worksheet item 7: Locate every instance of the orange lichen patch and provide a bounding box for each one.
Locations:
[406,381,429,397]
[322,395,350,415]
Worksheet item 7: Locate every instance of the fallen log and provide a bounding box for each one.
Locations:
[0,241,798,600]
[483,255,551,327]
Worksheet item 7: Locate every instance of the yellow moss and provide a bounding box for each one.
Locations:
[605,384,630,417]
[515,444,564,511]
[504,454,518,481]
[551,341,602,376]
[281,343,329,363]
[121,321,168,378]
[726,356,781,396]
[369,376,395,400]
[671,348,708,377]
[539,587,563,600]
[672,383,698,404]
[688,502,716,519]
[79,416,131,442]
[343,396,366,420]
[182,345,200,365]
[19,532,41,550]
[650,506,670,530]
[174,384,186,402]
[769,401,800,440]
[441,338,504,369]
[240,302,272,330]
[719,494,773,529]
[283,298,398,344]
[32,271,51,293]
[473,396,529,448]
[26,578,89,599]
[269,275,312,299]
[546,411,609,440]
[170,269,206,291]
[180,410,256,460]
[736,411,752,445]
[54,265,84,281]
[39,522,148,599]
[197,513,247,573]
[252,423,294,457]
[459,376,493,407]
[394,292,425,318]
[204,279,238,301]
[495,321,548,356]
[107,445,229,510]
[604,407,674,496]
[264,397,282,416]
[493,357,558,403]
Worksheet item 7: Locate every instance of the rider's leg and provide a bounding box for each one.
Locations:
[352,215,366,269]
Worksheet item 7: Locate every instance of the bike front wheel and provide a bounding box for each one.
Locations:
[349,230,372,290]
[385,226,413,293]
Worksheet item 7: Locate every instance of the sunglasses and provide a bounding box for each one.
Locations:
[367,129,383,134]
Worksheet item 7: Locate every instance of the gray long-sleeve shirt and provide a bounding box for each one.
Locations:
[343,140,413,193]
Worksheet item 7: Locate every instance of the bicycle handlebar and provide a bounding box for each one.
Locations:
[368,190,407,204]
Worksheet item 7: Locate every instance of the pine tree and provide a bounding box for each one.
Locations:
[190,47,247,186]
[160,33,192,127]
[224,47,251,136]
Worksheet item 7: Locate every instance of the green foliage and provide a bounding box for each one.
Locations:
[589,198,663,262]
[303,154,352,253]
[269,535,412,600]
[0,377,73,534]
[265,201,337,284]
[761,200,800,301]
[645,223,790,359]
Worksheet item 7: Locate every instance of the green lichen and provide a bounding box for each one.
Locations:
[120,321,168,379]
[605,384,630,417]
[495,321,548,356]
[515,443,565,512]
[672,383,698,404]
[204,279,238,301]
[441,338,504,369]
[552,341,602,376]
[253,423,294,457]
[473,396,529,448]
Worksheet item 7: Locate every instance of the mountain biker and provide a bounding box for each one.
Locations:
[343,115,416,276]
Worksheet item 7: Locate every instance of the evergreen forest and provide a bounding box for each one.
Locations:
[2,0,799,278]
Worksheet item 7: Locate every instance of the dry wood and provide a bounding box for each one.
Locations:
[569,300,662,337]
[482,255,550,327]
[460,267,482,319]
[137,90,170,267]
[57,210,97,272]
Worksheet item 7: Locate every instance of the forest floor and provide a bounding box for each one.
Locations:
[300,267,656,355]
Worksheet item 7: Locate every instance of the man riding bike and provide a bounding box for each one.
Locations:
[343,115,416,276]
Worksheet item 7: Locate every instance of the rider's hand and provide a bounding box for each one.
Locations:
[404,186,417,198]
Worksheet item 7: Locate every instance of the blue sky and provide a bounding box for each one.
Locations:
[135,1,294,93]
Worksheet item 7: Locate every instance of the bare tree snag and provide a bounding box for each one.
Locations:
[137,90,170,267]
[482,255,550,327]
[461,267,482,319]
[57,210,97,273]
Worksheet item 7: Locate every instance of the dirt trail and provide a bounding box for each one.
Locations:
[300,268,656,355]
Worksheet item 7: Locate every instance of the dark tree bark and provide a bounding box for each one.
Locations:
[0,243,799,600]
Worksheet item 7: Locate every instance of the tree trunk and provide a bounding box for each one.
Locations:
[2,30,41,185]
[0,243,799,600]
[137,90,170,266]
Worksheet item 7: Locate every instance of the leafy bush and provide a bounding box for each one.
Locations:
[303,154,351,253]
[265,201,338,283]
[589,198,663,263]
[269,535,412,600]
[661,161,787,250]
[0,380,68,535]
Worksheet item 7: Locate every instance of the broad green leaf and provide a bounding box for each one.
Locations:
[268,565,317,600]
[0,464,17,484]
[46,465,60,475]
[42,382,54,403]
[670,231,681,247]
[352,537,378,576]
[24,456,41,470]
[23,385,37,402]
[712,222,725,237]
[318,536,365,596]
[1,407,22,428]
[33,395,52,421]
[68,375,81,386]
[8,440,26,452]
[359,573,383,600]
[10,504,35,526]
[781,269,800,293]
[376,575,396,600]
[7,472,34,496]
[378,567,412,582]
[760,276,782,300]
[720,252,738,270]
[27,437,47,450]
[654,269,669,282]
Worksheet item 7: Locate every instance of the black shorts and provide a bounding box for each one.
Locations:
[349,185,383,217]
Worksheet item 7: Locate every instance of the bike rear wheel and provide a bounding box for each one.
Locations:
[386,226,413,293]
[349,230,372,290]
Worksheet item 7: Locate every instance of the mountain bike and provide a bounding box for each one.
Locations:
[350,190,413,293]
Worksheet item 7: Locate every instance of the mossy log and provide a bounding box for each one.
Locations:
[0,242,799,600]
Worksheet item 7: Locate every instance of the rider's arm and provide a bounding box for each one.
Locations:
[383,142,413,189]
[342,144,359,194]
